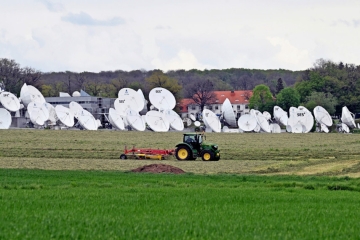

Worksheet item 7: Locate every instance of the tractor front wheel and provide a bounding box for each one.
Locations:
[175,147,191,160]
[201,150,214,161]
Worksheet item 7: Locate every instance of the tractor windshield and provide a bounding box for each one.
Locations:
[184,134,203,145]
[184,135,196,143]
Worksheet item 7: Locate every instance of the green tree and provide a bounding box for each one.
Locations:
[110,77,128,95]
[262,101,277,114]
[294,58,360,114]
[276,87,300,111]
[52,82,66,96]
[295,72,326,103]
[0,58,22,94]
[41,84,54,97]
[249,84,274,112]
[84,80,102,96]
[99,83,117,98]
[304,92,337,114]
[145,70,182,102]
[0,58,42,95]
[128,81,143,91]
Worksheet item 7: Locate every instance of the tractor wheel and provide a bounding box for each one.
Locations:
[214,156,220,161]
[175,147,191,161]
[201,150,214,161]
[120,154,127,160]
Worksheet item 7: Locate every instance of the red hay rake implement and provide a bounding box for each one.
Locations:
[120,146,175,160]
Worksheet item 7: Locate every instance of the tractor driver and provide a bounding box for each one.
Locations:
[185,135,195,143]
[185,134,201,150]
[193,134,202,150]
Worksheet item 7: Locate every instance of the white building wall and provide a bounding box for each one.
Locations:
[181,103,249,119]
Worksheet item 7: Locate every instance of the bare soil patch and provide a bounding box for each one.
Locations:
[131,164,185,174]
[0,157,279,174]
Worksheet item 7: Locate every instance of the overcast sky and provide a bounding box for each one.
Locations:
[1,0,360,73]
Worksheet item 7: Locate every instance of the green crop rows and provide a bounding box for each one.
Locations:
[1,169,360,239]
[1,130,360,238]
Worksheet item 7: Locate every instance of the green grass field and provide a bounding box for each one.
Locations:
[1,129,360,176]
[1,129,360,239]
[1,129,360,161]
[1,169,360,239]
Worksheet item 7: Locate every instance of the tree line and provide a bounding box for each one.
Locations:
[0,57,301,99]
[2,57,359,116]
[249,59,360,116]
[0,59,42,94]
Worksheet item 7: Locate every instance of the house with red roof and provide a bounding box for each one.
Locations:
[178,90,252,119]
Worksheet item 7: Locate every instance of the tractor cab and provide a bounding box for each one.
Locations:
[175,133,220,161]
[184,134,202,150]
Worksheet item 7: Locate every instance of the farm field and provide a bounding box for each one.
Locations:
[1,129,360,176]
[2,130,360,239]
[2,169,360,239]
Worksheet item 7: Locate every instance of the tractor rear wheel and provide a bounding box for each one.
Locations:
[175,146,191,160]
[201,150,214,161]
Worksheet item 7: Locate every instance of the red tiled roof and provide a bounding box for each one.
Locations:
[177,90,252,113]
[213,90,252,104]
[177,98,194,113]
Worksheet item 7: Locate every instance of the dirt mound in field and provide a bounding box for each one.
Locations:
[131,164,185,174]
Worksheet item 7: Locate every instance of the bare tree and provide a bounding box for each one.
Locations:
[186,79,217,112]
[238,75,254,90]
[73,72,87,90]
[62,71,74,94]
[22,67,42,87]
[243,91,251,101]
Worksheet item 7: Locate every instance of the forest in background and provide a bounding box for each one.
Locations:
[38,67,301,99]
[1,58,360,116]
[248,59,360,116]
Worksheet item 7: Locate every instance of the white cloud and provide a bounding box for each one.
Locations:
[152,49,211,71]
[1,0,360,72]
[61,12,126,26]
[154,25,171,30]
[267,37,311,70]
[37,0,65,12]
[23,24,149,72]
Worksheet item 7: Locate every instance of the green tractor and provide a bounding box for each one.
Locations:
[175,133,220,161]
